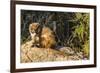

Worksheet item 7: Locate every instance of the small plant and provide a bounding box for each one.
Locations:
[83,40,89,58]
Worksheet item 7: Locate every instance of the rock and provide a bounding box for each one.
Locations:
[21,41,84,63]
[57,46,75,55]
[21,41,68,63]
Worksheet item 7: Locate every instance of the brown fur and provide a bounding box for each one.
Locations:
[29,23,56,48]
[40,27,56,48]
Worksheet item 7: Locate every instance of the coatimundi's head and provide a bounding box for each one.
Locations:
[29,23,40,35]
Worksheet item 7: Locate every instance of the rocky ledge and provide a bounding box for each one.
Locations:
[21,41,86,63]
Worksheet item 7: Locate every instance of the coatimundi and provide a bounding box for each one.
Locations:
[29,23,56,48]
